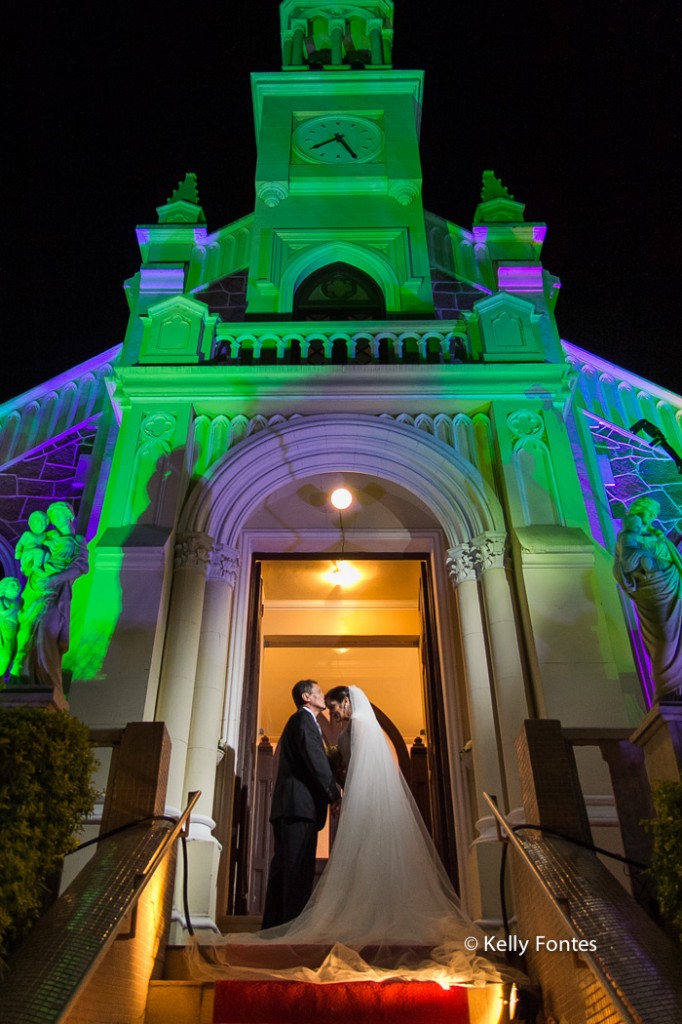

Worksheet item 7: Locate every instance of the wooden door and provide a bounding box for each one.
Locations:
[420,561,459,888]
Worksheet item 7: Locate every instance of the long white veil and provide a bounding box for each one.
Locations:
[188,686,514,985]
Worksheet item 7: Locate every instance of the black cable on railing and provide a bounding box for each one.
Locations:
[497,820,651,961]
[180,828,195,936]
[67,814,180,853]
[66,811,196,936]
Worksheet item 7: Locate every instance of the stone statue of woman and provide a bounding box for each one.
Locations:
[0,576,21,679]
[10,501,88,694]
[613,497,682,701]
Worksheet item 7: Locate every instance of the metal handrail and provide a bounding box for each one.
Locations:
[482,792,637,1024]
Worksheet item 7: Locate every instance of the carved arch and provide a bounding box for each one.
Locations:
[278,242,400,314]
[180,413,504,547]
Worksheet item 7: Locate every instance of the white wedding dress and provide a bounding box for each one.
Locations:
[189,686,512,985]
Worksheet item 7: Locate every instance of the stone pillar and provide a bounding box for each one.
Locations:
[631,702,682,784]
[447,544,504,922]
[598,738,655,912]
[179,544,239,933]
[101,722,171,833]
[155,532,211,813]
[515,719,591,843]
[448,541,506,813]
[281,30,293,67]
[476,532,528,809]
[381,29,392,65]
[367,18,383,64]
[291,19,306,65]
[330,19,344,65]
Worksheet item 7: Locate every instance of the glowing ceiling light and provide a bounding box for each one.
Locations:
[325,560,361,588]
[330,487,353,510]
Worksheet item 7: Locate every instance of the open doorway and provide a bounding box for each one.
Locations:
[224,554,458,918]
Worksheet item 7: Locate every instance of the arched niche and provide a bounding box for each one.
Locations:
[293,262,385,321]
[278,241,401,315]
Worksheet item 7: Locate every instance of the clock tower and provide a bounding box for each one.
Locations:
[247,0,434,318]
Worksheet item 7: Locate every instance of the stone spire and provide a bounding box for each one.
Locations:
[156,172,206,224]
[474,170,526,224]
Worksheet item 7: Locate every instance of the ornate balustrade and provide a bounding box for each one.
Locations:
[211,322,469,366]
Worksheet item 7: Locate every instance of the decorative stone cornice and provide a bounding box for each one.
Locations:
[208,544,240,586]
[446,532,508,586]
[446,543,480,586]
[174,532,213,571]
[475,532,507,571]
[257,182,288,208]
[506,409,544,439]
[389,180,420,207]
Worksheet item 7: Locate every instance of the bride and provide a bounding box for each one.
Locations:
[191,685,513,985]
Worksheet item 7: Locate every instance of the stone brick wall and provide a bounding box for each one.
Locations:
[0,422,97,569]
[195,270,248,322]
[431,270,483,320]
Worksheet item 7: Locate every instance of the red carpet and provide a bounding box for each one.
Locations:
[213,980,470,1023]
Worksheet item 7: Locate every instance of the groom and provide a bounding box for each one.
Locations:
[261,679,341,928]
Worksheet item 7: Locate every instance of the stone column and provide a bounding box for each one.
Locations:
[476,532,528,809]
[447,542,505,922]
[155,531,211,813]
[447,542,505,813]
[631,702,682,784]
[367,18,383,64]
[179,544,240,933]
[291,20,307,65]
[330,18,344,65]
[281,30,293,67]
[381,29,392,65]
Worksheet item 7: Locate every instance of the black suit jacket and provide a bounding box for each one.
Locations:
[270,708,341,830]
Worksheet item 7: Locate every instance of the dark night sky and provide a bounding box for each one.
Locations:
[3,0,679,403]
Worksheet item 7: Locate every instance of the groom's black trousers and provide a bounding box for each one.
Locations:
[261,817,318,928]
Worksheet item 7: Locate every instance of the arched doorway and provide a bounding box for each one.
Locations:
[179,414,506,924]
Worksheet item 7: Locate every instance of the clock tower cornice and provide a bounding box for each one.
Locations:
[250,70,424,139]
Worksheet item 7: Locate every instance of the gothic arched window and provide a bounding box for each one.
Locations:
[294,263,385,321]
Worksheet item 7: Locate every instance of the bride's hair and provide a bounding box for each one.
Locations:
[325,685,350,704]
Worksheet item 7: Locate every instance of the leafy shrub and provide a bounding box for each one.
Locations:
[644,780,682,943]
[0,708,97,965]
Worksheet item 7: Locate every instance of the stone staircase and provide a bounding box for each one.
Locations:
[145,939,507,1024]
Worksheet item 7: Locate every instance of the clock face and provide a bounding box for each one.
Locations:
[293,115,384,165]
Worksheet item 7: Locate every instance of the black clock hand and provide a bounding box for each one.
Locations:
[335,133,358,159]
[310,136,338,149]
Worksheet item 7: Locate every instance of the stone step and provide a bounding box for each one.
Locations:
[213,979,473,1024]
[147,978,504,1024]
[146,981,214,1024]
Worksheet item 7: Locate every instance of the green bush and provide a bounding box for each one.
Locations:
[644,780,682,943]
[0,708,97,965]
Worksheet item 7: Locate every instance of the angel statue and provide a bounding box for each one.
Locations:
[613,497,682,701]
[10,501,89,695]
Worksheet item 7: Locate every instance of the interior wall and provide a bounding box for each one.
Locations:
[257,558,426,744]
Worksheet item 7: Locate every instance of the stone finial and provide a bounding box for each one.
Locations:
[474,170,525,225]
[167,172,201,206]
[156,172,206,224]
[480,170,514,203]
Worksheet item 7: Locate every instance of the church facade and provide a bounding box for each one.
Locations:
[1,0,680,931]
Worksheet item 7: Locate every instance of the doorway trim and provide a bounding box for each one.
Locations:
[226,529,473,902]
[178,413,506,910]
